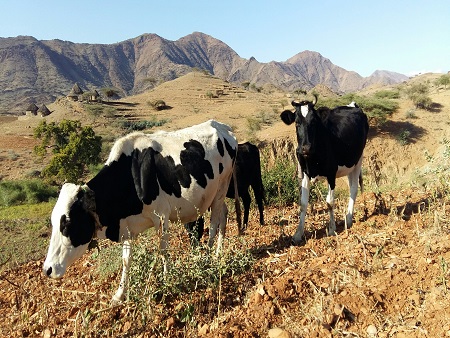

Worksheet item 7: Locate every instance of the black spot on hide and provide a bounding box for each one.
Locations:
[61,191,96,247]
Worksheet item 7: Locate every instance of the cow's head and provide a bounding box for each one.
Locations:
[43,183,97,278]
[280,94,320,158]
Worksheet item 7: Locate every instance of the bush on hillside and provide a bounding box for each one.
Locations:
[34,120,102,183]
[0,179,58,207]
[318,93,398,126]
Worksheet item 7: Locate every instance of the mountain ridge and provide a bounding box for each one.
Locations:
[0,32,408,114]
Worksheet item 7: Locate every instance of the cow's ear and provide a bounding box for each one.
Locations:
[131,148,159,204]
[280,110,296,125]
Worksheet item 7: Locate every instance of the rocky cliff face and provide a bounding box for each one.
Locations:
[0,32,408,114]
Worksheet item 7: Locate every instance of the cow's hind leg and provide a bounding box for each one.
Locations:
[112,240,132,304]
[241,190,251,228]
[209,202,228,255]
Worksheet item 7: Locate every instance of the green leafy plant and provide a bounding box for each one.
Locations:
[0,179,58,207]
[34,120,102,183]
[261,154,298,206]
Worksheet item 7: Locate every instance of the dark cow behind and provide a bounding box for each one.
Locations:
[186,142,265,244]
[43,120,238,302]
[280,94,369,243]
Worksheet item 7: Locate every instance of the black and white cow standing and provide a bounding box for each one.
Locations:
[280,94,369,243]
[43,120,238,302]
[185,141,265,244]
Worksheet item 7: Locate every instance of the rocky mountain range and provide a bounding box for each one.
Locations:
[0,32,408,114]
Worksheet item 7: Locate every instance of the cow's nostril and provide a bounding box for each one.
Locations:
[46,267,52,277]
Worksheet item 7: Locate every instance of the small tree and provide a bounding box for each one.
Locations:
[435,74,450,89]
[34,120,102,183]
[405,83,432,109]
[101,87,120,101]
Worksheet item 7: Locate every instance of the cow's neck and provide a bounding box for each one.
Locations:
[80,184,103,237]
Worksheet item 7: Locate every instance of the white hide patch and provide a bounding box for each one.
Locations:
[105,120,235,165]
[51,183,81,226]
[300,105,310,117]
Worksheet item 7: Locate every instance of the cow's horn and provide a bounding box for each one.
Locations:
[312,93,318,106]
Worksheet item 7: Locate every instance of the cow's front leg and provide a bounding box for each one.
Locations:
[112,240,132,304]
[293,175,310,244]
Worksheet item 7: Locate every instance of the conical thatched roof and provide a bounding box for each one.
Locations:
[69,82,84,95]
[26,103,39,112]
[38,104,51,116]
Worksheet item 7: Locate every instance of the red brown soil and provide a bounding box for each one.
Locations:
[1,188,450,337]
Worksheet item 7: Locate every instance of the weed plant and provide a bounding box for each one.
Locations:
[260,154,298,206]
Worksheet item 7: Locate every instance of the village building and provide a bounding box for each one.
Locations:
[67,83,84,101]
[89,89,100,102]
[37,104,51,117]
[25,103,39,116]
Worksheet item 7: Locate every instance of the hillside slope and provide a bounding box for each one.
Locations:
[0,73,449,337]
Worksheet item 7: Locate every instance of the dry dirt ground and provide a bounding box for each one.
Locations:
[1,73,450,337]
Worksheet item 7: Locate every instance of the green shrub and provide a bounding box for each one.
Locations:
[34,120,102,183]
[0,179,58,207]
[117,117,168,132]
[261,155,299,206]
[318,93,398,127]
[397,129,411,145]
[374,90,400,99]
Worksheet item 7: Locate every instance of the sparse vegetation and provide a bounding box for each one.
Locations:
[404,82,433,109]
[116,117,168,132]
[319,93,399,126]
[0,179,58,207]
[435,74,450,89]
[85,103,116,118]
[100,87,121,100]
[397,129,412,145]
[261,154,298,206]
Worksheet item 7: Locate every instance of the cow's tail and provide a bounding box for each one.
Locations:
[232,162,243,235]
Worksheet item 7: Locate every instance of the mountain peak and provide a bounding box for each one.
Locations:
[0,32,407,114]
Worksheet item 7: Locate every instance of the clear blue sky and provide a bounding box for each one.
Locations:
[1,0,448,77]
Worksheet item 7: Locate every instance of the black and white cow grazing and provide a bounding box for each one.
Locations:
[43,120,238,302]
[280,94,369,243]
[185,141,265,243]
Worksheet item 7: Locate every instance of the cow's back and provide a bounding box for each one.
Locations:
[324,107,369,167]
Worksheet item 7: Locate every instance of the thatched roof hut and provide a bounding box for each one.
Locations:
[25,103,39,116]
[67,83,84,101]
[38,104,51,117]
[90,89,100,102]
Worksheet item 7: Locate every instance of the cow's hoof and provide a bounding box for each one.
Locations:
[111,293,124,305]
[291,235,305,246]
